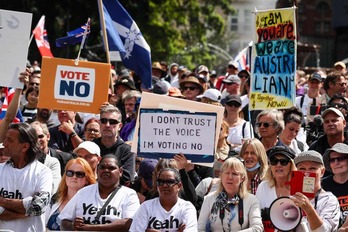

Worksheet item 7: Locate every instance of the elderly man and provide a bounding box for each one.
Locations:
[0,123,52,231]
[59,155,140,231]
[292,150,340,231]
[74,141,101,176]
[31,121,61,194]
[48,110,84,153]
[93,105,136,185]
[309,107,347,155]
[322,143,348,226]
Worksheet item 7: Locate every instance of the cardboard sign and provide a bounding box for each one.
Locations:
[250,7,297,110]
[138,108,217,162]
[38,57,110,113]
[0,9,32,89]
[289,170,316,198]
[132,92,225,164]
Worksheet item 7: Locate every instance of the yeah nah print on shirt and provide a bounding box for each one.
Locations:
[148,216,181,230]
[82,203,121,224]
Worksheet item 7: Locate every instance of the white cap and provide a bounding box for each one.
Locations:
[198,89,222,102]
[73,141,100,156]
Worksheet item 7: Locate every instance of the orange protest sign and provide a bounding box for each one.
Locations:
[38,57,110,114]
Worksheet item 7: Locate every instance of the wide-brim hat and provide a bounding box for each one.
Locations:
[179,75,204,94]
[323,143,348,173]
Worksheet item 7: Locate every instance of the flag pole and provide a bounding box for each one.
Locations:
[75,18,90,66]
[97,0,113,93]
[97,0,110,64]
[28,15,44,48]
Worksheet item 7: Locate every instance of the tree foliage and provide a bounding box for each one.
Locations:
[1,0,235,69]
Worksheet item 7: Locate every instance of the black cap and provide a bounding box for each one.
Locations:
[267,146,296,160]
[309,72,322,82]
[114,77,136,90]
[225,94,242,104]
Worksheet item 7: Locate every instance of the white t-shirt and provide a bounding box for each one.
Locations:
[295,94,311,117]
[226,120,253,145]
[255,180,277,210]
[129,198,197,232]
[58,184,140,225]
[0,161,52,232]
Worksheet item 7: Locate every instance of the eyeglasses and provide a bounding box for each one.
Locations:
[256,122,272,128]
[225,82,238,86]
[100,118,120,125]
[270,158,290,166]
[156,179,178,187]
[37,134,45,139]
[226,101,241,107]
[329,156,348,163]
[183,86,197,91]
[66,170,86,178]
[86,128,100,134]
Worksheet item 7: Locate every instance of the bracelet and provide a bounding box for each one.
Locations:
[69,132,77,139]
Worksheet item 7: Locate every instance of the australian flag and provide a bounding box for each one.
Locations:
[56,19,91,47]
[102,0,152,89]
[0,88,24,123]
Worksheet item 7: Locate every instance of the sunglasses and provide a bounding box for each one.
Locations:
[66,170,86,178]
[226,101,241,107]
[256,122,272,128]
[337,82,347,87]
[329,156,348,163]
[100,118,120,125]
[183,86,197,91]
[270,158,290,166]
[37,134,45,139]
[156,179,178,187]
[239,75,248,78]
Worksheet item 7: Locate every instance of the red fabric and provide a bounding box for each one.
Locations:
[33,16,53,57]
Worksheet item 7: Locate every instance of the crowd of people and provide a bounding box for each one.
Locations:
[0,59,348,231]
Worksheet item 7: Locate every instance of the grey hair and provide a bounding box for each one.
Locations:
[256,109,284,136]
[122,90,142,102]
[100,105,122,122]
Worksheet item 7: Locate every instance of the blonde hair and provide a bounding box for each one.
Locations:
[239,138,268,180]
[56,158,96,203]
[217,157,248,199]
[265,156,296,188]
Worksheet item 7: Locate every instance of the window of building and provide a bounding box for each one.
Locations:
[316,1,330,16]
[230,10,239,31]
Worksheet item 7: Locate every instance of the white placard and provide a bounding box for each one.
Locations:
[0,9,32,88]
[139,109,216,156]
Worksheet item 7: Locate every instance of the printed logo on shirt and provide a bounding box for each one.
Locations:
[82,203,121,224]
[0,188,22,199]
[148,216,180,230]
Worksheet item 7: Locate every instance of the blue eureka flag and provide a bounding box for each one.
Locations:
[102,0,152,89]
[56,19,91,47]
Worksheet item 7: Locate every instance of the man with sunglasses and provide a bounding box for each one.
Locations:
[322,143,348,227]
[179,73,204,101]
[93,105,135,185]
[221,75,241,100]
[0,123,52,232]
[216,61,239,92]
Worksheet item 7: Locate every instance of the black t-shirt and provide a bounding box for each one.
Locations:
[322,175,348,226]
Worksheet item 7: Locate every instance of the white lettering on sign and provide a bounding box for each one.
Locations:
[140,111,216,155]
[54,65,95,103]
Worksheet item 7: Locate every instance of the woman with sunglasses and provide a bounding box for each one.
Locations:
[198,157,263,231]
[322,143,348,227]
[239,138,268,195]
[279,107,308,154]
[130,168,197,231]
[224,94,253,150]
[255,146,297,231]
[146,158,198,207]
[255,109,285,151]
[46,158,96,230]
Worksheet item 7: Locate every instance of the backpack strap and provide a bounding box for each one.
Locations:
[242,121,247,138]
